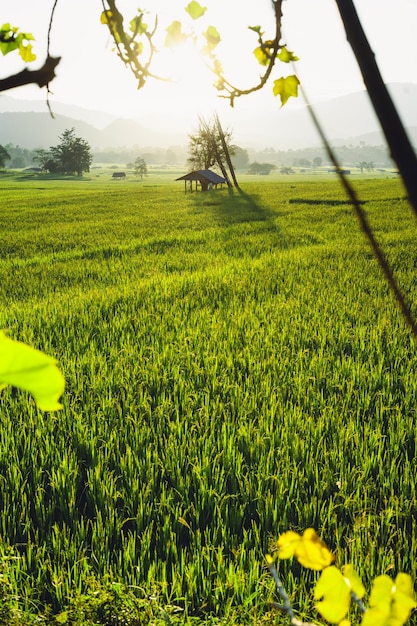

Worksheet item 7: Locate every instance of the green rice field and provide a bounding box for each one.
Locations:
[0,171,416,624]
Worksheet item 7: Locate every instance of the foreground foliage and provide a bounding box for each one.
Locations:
[0,176,416,624]
[270,529,416,626]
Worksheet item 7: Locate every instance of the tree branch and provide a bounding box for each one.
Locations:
[334,0,417,216]
[300,83,417,337]
[0,55,61,93]
[215,0,284,106]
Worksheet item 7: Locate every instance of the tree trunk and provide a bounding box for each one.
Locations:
[214,113,239,189]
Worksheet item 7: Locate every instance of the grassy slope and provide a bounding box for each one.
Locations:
[0,174,416,624]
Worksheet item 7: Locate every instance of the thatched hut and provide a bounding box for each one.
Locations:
[176,169,227,192]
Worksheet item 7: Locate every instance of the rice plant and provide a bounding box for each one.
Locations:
[0,175,416,623]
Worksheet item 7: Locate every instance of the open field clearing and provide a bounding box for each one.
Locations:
[0,174,416,624]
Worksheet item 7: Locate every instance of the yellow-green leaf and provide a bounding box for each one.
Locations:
[277,530,301,559]
[0,331,64,411]
[185,1,207,20]
[248,25,263,36]
[315,566,352,623]
[273,75,300,106]
[362,574,417,626]
[165,21,187,48]
[253,46,269,66]
[203,25,220,51]
[278,46,299,63]
[100,10,112,25]
[130,15,148,35]
[295,528,334,570]
[19,43,36,62]
[343,564,366,599]
[390,573,416,626]
[0,24,36,60]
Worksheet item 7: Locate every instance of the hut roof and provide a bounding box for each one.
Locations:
[175,169,226,184]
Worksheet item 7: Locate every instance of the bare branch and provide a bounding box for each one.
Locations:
[0,55,61,93]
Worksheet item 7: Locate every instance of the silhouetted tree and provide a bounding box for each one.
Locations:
[0,145,10,168]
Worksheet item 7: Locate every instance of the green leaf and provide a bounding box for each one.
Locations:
[19,42,36,62]
[165,21,187,48]
[314,566,352,623]
[0,23,36,60]
[185,1,207,20]
[362,574,417,626]
[272,75,300,106]
[130,15,148,36]
[277,528,334,569]
[0,331,65,411]
[100,10,112,25]
[277,45,299,63]
[253,46,270,66]
[203,25,221,51]
[248,25,264,36]
[0,24,17,55]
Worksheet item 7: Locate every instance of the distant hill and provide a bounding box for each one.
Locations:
[0,111,186,150]
[230,83,417,149]
[0,94,116,128]
[1,83,416,151]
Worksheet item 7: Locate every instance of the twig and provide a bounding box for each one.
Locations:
[300,81,417,337]
[267,560,319,626]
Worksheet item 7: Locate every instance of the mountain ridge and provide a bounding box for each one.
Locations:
[1,82,416,151]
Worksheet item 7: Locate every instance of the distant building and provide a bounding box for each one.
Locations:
[176,169,227,192]
[112,172,126,179]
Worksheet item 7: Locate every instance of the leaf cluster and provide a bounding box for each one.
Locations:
[100,3,159,89]
[100,1,300,107]
[270,529,416,626]
[0,22,36,62]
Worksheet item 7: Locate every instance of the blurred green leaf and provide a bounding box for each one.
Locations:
[277,45,299,63]
[0,331,64,411]
[314,566,351,624]
[0,23,36,61]
[248,25,263,36]
[343,564,366,599]
[129,15,148,35]
[253,45,269,66]
[185,1,207,20]
[19,41,36,62]
[362,574,417,626]
[203,25,221,51]
[273,75,300,106]
[165,21,187,48]
[100,11,112,25]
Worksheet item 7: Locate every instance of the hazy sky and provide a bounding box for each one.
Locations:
[2,0,417,123]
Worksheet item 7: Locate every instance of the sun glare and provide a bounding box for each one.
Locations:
[155,39,219,112]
